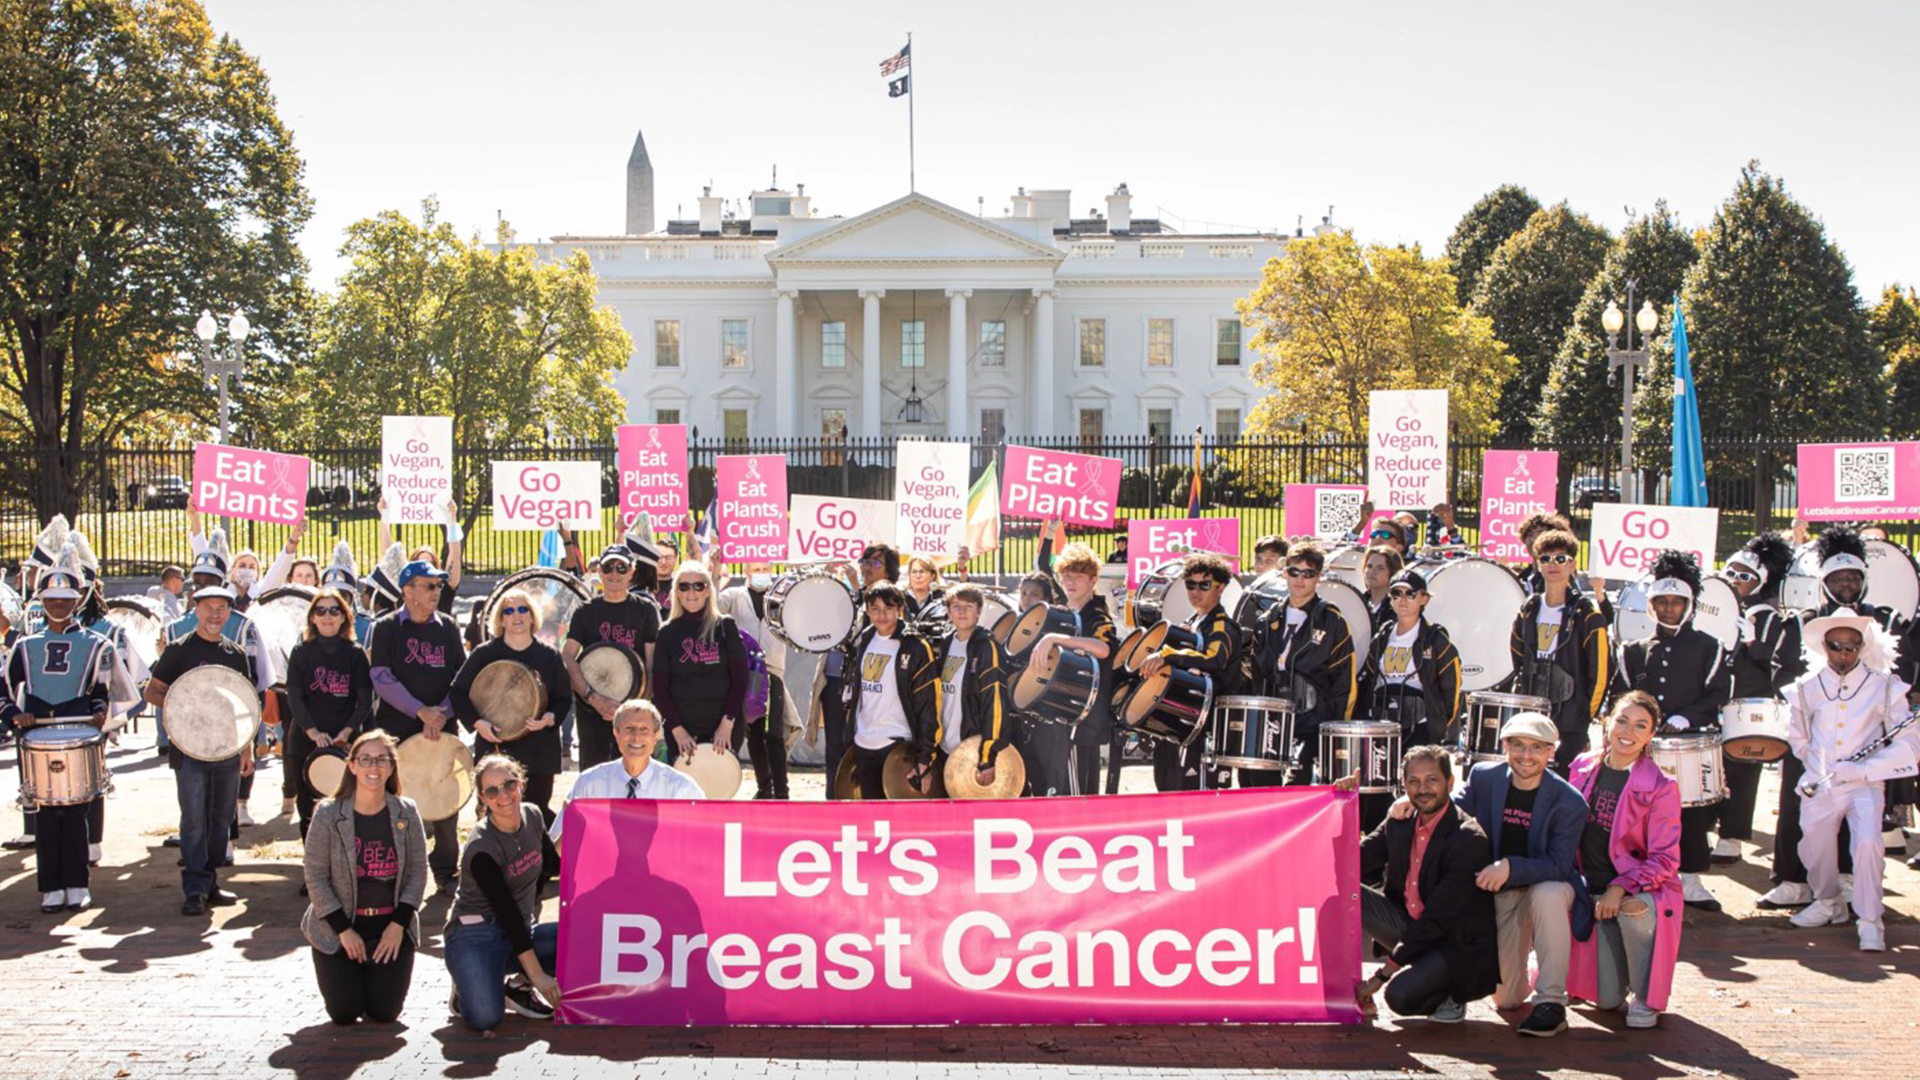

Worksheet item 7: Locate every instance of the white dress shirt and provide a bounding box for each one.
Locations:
[1787,665,1920,786]
[549,755,705,840]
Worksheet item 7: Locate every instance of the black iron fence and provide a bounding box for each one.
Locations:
[0,434,1897,579]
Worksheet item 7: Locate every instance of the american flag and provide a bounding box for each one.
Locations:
[879,43,910,77]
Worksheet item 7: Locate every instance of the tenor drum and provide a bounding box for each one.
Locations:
[303,745,348,799]
[484,568,592,649]
[1319,720,1402,794]
[1316,578,1375,668]
[1464,691,1551,760]
[1210,695,1295,771]
[17,724,109,807]
[765,569,859,653]
[1651,732,1727,807]
[1118,667,1213,747]
[1011,647,1100,728]
[1719,698,1790,763]
[469,659,546,742]
[976,591,1018,636]
[162,665,262,762]
[1002,604,1079,661]
[1134,560,1244,630]
[577,641,647,702]
[1424,557,1526,691]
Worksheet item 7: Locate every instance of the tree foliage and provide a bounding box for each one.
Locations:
[1873,285,1920,437]
[1472,203,1612,444]
[1237,230,1514,482]
[1444,184,1540,306]
[1539,203,1698,446]
[0,0,311,521]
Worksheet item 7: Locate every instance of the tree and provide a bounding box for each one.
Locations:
[1444,184,1540,305]
[1872,285,1920,436]
[276,200,631,530]
[1472,203,1612,444]
[1636,163,1886,523]
[1237,230,1514,483]
[1539,203,1698,447]
[0,0,311,522]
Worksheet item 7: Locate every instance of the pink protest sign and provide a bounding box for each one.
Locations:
[1480,450,1559,561]
[190,442,309,525]
[557,789,1361,1027]
[1796,441,1920,521]
[616,424,690,531]
[1126,517,1240,589]
[1001,445,1124,528]
[1282,484,1367,540]
[715,454,788,562]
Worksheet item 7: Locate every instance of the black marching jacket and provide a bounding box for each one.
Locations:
[1508,591,1610,741]
[1360,616,1463,738]
[1252,595,1356,734]
[1358,801,1500,1003]
[933,629,1013,767]
[1161,605,1247,698]
[841,622,941,762]
[1611,623,1731,731]
[1730,598,1805,699]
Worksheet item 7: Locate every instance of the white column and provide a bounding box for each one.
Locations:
[1031,288,1055,436]
[774,288,798,437]
[860,288,884,438]
[945,288,971,438]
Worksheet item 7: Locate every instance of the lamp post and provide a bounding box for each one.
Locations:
[1603,284,1659,504]
[193,310,251,445]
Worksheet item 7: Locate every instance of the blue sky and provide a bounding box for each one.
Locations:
[205,0,1918,301]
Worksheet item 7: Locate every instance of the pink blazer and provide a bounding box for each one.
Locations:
[1565,750,1685,1011]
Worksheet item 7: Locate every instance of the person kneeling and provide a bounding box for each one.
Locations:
[444,755,561,1032]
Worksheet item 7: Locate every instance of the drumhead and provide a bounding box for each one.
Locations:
[22,723,105,749]
[103,596,165,673]
[1866,538,1920,621]
[252,585,317,686]
[578,641,645,702]
[1424,557,1526,692]
[1135,559,1245,630]
[469,659,546,741]
[1781,544,1822,614]
[484,568,591,649]
[977,591,1017,634]
[304,745,348,798]
[1691,577,1742,651]
[162,664,262,762]
[1315,579,1373,668]
[1324,544,1366,588]
[397,734,475,821]
[768,571,857,652]
[1234,570,1286,632]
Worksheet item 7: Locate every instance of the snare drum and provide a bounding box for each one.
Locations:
[1463,691,1550,760]
[1211,696,1295,771]
[16,723,110,808]
[1319,720,1402,794]
[1118,667,1213,747]
[1719,698,1790,762]
[766,569,859,653]
[1651,732,1728,807]
[304,745,348,799]
[1012,648,1100,728]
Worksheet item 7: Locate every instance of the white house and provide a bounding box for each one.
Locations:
[515,131,1295,441]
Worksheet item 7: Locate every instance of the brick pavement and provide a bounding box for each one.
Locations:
[2,726,1916,1080]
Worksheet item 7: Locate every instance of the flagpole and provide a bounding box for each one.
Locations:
[906,31,916,192]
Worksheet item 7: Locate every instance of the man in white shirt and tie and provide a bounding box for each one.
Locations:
[551,700,704,845]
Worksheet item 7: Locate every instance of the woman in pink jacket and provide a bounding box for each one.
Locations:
[1566,689,1683,1029]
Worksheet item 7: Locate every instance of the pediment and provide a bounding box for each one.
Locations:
[768,193,1064,266]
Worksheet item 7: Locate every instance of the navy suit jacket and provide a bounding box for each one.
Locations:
[1454,761,1594,942]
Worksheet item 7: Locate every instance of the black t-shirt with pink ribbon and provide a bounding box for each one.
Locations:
[565,595,662,657]
[353,809,400,912]
[286,636,374,737]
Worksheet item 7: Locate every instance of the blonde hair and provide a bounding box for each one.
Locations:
[1054,542,1100,579]
[906,555,940,581]
[489,587,539,637]
[668,562,721,642]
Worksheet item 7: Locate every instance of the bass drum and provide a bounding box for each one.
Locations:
[1423,557,1525,692]
[485,567,592,650]
[1780,544,1822,614]
[103,595,165,680]
[1324,543,1367,588]
[1316,578,1374,669]
[1867,538,1920,621]
[252,585,317,686]
[1614,576,1741,650]
[1233,570,1287,634]
[765,569,858,653]
[1134,559,1244,630]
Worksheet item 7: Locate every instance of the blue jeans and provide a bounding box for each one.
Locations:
[175,755,240,898]
[444,918,558,1031]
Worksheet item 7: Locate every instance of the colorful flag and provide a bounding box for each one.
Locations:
[887,74,910,98]
[879,43,910,76]
[537,528,564,568]
[965,462,1001,554]
[1669,300,1708,508]
[1186,426,1204,518]
[692,495,719,558]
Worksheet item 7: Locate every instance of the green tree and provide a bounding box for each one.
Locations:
[1236,230,1514,484]
[1444,184,1540,305]
[0,0,311,522]
[1539,203,1698,447]
[1473,203,1612,444]
[278,200,631,530]
[1872,285,1920,436]
[1637,163,1885,523]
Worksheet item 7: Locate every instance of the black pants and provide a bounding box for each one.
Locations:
[1679,804,1714,874]
[1152,738,1228,791]
[312,916,415,1025]
[822,673,849,799]
[87,797,103,847]
[35,802,91,893]
[1360,884,1454,1016]
[1024,718,1073,796]
[1714,758,1763,842]
[850,743,891,800]
[427,814,460,883]
[275,692,297,801]
[1774,754,1851,884]
[1104,728,1127,794]
[576,710,617,771]
[746,675,790,799]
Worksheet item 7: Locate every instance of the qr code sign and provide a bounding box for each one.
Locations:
[1835,447,1895,503]
[1317,489,1364,536]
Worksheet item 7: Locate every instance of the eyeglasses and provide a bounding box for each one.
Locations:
[1537,553,1576,565]
[1284,567,1320,578]
[1824,639,1862,654]
[676,581,709,593]
[1388,587,1422,600]
[353,756,394,769]
[859,556,885,566]
[500,605,531,616]
[480,778,523,799]
[412,581,445,592]
[1725,569,1759,583]
[312,606,345,617]
[1183,580,1217,592]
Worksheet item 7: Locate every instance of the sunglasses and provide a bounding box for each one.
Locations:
[1824,639,1862,654]
[676,581,709,593]
[1284,567,1320,578]
[1537,553,1576,565]
[500,605,531,616]
[353,756,394,769]
[480,778,523,799]
[1725,569,1759,583]
[1183,579,1218,592]
[312,606,345,617]
[601,560,632,572]
[412,581,446,591]
[1388,587,1423,600]
[1369,530,1394,540]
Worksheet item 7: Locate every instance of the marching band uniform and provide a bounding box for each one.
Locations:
[1253,590,1356,786]
[1025,597,1118,797]
[1509,589,1610,771]
[930,622,1013,784]
[1719,535,1804,867]
[841,614,939,800]
[1361,605,1463,749]
[1150,601,1244,791]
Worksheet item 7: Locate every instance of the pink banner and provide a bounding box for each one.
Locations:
[557,789,1362,1027]
[1480,450,1559,562]
[1282,484,1366,541]
[1126,517,1240,589]
[715,454,787,562]
[191,442,309,525]
[1001,445,1124,528]
[1797,441,1920,521]
[616,424,690,531]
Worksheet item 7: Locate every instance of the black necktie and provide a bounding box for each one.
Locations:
[626,776,639,799]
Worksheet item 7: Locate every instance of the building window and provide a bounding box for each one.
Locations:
[722,319,749,368]
[1148,318,1174,367]
[1078,319,1105,367]
[654,320,681,368]
[654,407,681,426]
[722,408,750,442]
[979,320,1006,367]
[1147,408,1174,440]
[980,408,1007,445]
[821,408,847,438]
[821,321,846,368]
[1215,408,1242,441]
[1215,319,1241,366]
[1078,408,1105,443]
[901,320,926,368]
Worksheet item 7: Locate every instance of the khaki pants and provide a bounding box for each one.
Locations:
[1494,881,1573,1008]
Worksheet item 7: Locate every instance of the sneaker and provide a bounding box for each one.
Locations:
[4,833,35,850]
[1428,998,1466,1023]
[1681,872,1721,912]
[64,888,90,912]
[1790,897,1850,928]
[1711,838,1741,863]
[41,891,65,913]
[1625,1001,1660,1029]
[1758,881,1813,909]
[236,806,256,828]
[87,843,101,866]
[503,977,554,1020]
[1517,1002,1567,1037]
[1858,920,1887,952]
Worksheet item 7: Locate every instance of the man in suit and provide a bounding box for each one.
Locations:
[1357,745,1498,1023]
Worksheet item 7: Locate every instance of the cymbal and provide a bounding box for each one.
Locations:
[833,749,861,800]
[943,736,1025,799]
[881,742,946,799]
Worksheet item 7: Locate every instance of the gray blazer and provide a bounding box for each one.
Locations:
[300,794,428,954]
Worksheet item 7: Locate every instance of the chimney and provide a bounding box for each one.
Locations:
[625,129,654,235]
[790,182,810,219]
[1029,188,1071,232]
[1312,205,1337,236]
[1105,182,1132,234]
[1010,186,1033,218]
[698,186,723,236]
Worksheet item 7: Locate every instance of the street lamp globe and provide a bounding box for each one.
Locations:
[1635,300,1658,336]
[1601,300,1624,336]
[227,312,251,342]
[195,310,218,342]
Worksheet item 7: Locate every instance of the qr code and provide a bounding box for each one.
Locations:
[1318,489,1364,536]
[1835,447,1895,503]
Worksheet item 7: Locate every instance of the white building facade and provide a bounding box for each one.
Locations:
[522,164,1289,442]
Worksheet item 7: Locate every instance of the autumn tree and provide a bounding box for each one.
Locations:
[1472,203,1612,443]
